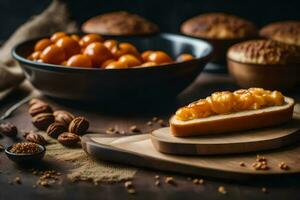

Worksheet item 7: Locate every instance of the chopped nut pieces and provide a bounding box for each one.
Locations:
[193,178,204,185]
[261,187,268,193]
[158,119,165,127]
[124,181,136,194]
[165,176,176,185]
[155,180,160,186]
[279,162,289,170]
[106,127,115,134]
[152,117,158,122]
[35,170,61,187]
[14,176,21,184]
[155,175,160,179]
[130,125,140,133]
[10,142,41,154]
[147,121,153,126]
[218,186,227,194]
[239,162,246,167]
[252,155,269,170]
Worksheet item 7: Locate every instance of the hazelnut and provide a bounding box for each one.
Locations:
[24,131,47,145]
[46,123,67,138]
[68,117,89,135]
[0,122,18,137]
[32,113,55,130]
[29,102,53,117]
[57,132,80,146]
[53,110,74,126]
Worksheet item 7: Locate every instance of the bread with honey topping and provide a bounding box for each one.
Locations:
[82,11,159,36]
[170,88,294,137]
[260,21,300,46]
[181,13,257,40]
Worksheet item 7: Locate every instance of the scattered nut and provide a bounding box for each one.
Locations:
[155,180,160,186]
[130,125,140,133]
[32,113,55,131]
[14,177,21,184]
[106,127,115,134]
[165,176,176,185]
[147,121,153,126]
[279,162,289,170]
[68,117,89,135]
[124,181,133,189]
[152,117,158,122]
[57,132,80,147]
[47,123,67,138]
[127,188,136,194]
[239,162,246,167]
[158,119,165,127]
[155,175,160,179]
[0,122,18,137]
[24,131,47,145]
[53,110,74,126]
[261,187,268,193]
[218,186,227,194]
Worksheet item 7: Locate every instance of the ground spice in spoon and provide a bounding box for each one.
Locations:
[10,142,41,154]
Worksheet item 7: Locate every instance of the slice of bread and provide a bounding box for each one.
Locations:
[170,97,294,137]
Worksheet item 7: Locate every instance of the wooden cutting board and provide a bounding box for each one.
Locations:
[82,134,300,179]
[151,114,300,155]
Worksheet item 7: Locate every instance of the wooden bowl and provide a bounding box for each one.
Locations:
[228,59,300,90]
[12,33,212,102]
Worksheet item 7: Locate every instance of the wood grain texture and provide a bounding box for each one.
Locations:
[151,113,300,155]
[83,123,300,179]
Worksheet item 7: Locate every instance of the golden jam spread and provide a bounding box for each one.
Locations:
[175,88,284,121]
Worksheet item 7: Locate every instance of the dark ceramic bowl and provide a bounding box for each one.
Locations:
[5,144,46,164]
[12,33,212,102]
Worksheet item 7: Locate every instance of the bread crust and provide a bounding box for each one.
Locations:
[170,97,294,137]
[227,39,300,65]
[181,12,257,40]
[259,21,300,46]
[82,11,159,36]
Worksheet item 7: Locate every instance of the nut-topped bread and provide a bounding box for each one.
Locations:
[260,21,300,46]
[181,13,257,40]
[82,11,159,36]
[227,39,300,65]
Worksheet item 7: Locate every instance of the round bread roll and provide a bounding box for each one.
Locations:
[227,39,300,90]
[260,21,300,46]
[82,11,159,36]
[181,12,257,40]
[227,39,300,65]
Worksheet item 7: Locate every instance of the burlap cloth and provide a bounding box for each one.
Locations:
[0,0,137,183]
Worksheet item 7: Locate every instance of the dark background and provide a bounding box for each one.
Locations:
[0,0,300,40]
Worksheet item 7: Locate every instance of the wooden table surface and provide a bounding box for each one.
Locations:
[1,72,300,200]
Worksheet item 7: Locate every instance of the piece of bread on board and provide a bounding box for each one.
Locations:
[170,97,294,137]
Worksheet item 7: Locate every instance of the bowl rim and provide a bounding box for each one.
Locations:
[12,32,213,73]
[5,143,46,157]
